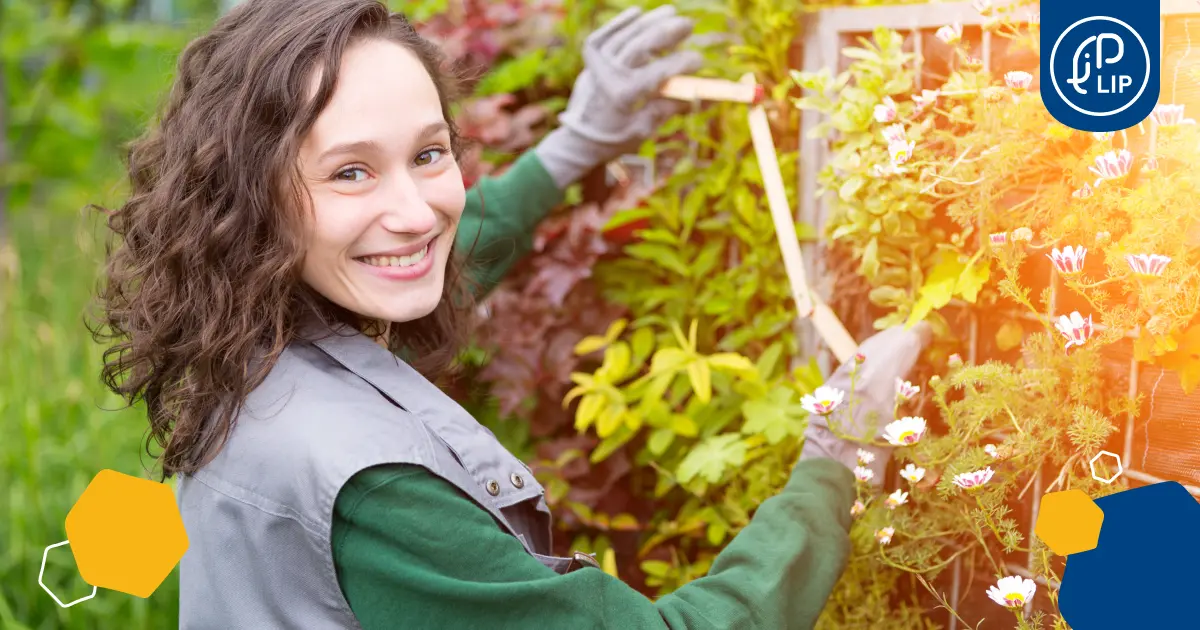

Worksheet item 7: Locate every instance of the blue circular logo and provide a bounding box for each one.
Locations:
[1049,16,1151,117]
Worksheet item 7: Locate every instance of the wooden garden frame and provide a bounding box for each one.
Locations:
[793,1,1200,624]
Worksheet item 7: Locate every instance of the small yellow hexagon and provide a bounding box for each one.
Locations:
[64,470,189,598]
[1035,489,1104,556]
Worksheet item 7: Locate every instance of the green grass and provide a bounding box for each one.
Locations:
[1,209,178,629]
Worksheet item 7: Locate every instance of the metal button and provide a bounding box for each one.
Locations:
[485,479,500,496]
[572,551,601,570]
[510,473,525,489]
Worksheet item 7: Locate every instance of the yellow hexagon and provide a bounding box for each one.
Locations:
[64,470,189,598]
[1034,489,1104,556]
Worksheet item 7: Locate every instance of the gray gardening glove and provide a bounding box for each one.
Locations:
[799,323,933,487]
[533,5,704,189]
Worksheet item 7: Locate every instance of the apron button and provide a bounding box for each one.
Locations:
[510,473,525,489]
[485,480,500,496]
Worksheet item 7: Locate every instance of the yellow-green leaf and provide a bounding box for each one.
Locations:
[906,251,966,327]
[648,428,675,455]
[576,394,604,431]
[859,237,880,283]
[669,322,690,350]
[603,318,628,343]
[707,352,756,375]
[687,360,712,403]
[995,320,1025,351]
[596,407,623,438]
[688,319,699,349]
[957,260,991,303]
[610,514,640,531]
[601,549,618,578]
[574,335,609,356]
[631,326,656,365]
[650,347,691,374]
[600,342,631,380]
[671,414,699,437]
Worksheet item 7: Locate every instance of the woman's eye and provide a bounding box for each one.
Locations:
[334,167,368,182]
[414,148,445,167]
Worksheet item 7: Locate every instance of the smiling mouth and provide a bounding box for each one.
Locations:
[356,242,432,268]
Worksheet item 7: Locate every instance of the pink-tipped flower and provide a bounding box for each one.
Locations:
[952,467,995,490]
[1151,103,1197,128]
[936,23,963,45]
[1005,71,1033,92]
[885,489,909,509]
[851,500,866,518]
[912,90,939,114]
[854,352,867,364]
[1144,156,1160,172]
[854,466,875,484]
[875,526,895,545]
[962,55,984,71]
[1126,254,1171,278]
[881,123,907,144]
[1072,183,1094,199]
[896,378,920,401]
[857,448,877,465]
[801,385,845,416]
[1054,311,1093,349]
[989,232,1008,246]
[987,576,1037,609]
[884,417,928,446]
[889,139,915,165]
[1048,246,1087,275]
[874,97,898,123]
[1089,150,1134,186]
[1095,231,1111,245]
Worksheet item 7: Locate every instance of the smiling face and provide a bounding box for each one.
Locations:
[297,38,464,325]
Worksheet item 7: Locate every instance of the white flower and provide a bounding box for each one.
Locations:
[875,526,895,545]
[1089,150,1134,187]
[1047,246,1086,275]
[952,466,995,490]
[881,123,907,144]
[874,97,898,123]
[895,378,920,401]
[1072,183,1094,199]
[912,89,939,113]
[853,466,875,483]
[889,139,915,165]
[851,500,866,518]
[885,489,909,509]
[1092,131,1114,142]
[935,23,963,45]
[1005,71,1033,92]
[801,385,844,416]
[1011,227,1033,243]
[984,444,1000,458]
[987,576,1037,609]
[1151,103,1197,128]
[871,163,905,178]
[972,0,993,15]
[1054,311,1094,349]
[1126,254,1171,278]
[1095,231,1111,245]
[900,463,926,483]
[883,416,928,446]
[856,448,876,465]
[989,232,1008,246]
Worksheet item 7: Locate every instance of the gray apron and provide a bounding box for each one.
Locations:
[176,327,598,629]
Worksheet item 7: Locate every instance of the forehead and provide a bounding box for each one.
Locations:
[305,38,444,151]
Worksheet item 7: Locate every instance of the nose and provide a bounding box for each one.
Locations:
[378,170,437,235]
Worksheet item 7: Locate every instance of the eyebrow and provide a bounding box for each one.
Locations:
[316,121,450,163]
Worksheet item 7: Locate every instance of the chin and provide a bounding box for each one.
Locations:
[373,275,446,324]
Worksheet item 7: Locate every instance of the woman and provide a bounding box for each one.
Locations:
[96,0,929,628]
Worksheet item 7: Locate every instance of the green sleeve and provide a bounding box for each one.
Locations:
[332,458,856,629]
[457,151,564,300]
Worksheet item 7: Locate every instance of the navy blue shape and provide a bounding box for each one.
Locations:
[1058,482,1200,628]
[1040,0,1161,132]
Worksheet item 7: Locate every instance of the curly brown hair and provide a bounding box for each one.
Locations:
[93,0,478,478]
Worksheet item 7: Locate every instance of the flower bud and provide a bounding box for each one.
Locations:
[1012,227,1033,243]
[948,353,963,368]
[854,352,866,364]
[1095,231,1111,245]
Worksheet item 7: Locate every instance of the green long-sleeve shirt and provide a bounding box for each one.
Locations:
[330,151,858,627]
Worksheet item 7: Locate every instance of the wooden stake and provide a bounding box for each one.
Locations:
[745,92,859,363]
[659,76,764,104]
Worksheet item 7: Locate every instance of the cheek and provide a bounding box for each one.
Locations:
[304,193,369,257]
[423,165,467,221]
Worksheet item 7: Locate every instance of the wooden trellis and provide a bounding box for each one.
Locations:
[794,0,1200,624]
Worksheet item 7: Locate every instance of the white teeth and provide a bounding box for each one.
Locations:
[362,244,429,268]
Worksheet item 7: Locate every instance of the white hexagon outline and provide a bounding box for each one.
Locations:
[39,540,97,608]
[1089,450,1123,484]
